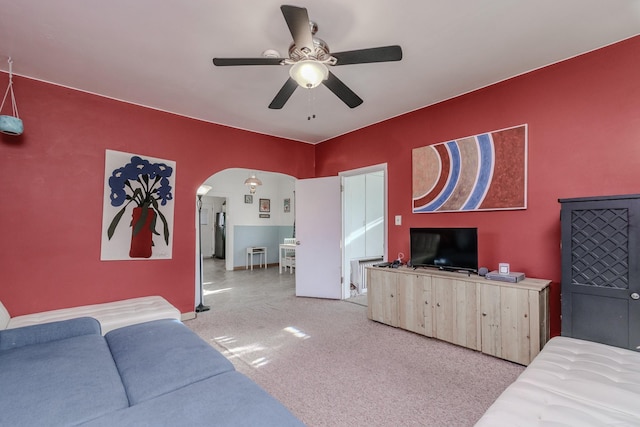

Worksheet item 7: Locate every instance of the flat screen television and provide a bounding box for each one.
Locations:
[410,227,478,273]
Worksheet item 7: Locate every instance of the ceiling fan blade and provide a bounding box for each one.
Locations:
[322,72,363,108]
[269,78,298,109]
[213,58,284,66]
[280,5,314,52]
[332,45,403,66]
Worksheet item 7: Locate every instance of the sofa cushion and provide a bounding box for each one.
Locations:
[0,317,101,351]
[0,333,129,426]
[105,319,235,405]
[79,371,305,427]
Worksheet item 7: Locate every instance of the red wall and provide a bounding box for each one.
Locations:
[2,37,639,332]
[0,77,315,316]
[315,36,640,336]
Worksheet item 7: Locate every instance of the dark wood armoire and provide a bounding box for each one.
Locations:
[559,194,640,351]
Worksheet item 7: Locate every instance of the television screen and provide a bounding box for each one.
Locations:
[410,227,478,273]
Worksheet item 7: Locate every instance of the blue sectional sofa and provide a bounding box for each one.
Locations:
[0,317,304,426]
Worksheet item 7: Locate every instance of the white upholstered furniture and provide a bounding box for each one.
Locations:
[0,296,180,335]
[475,336,640,426]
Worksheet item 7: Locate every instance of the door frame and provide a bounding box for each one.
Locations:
[339,163,388,299]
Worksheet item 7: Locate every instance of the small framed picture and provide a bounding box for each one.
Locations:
[244,195,253,204]
[259,198,270,212]
[284,198,291,213]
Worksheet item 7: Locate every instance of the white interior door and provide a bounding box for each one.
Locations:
[295,176,342,299]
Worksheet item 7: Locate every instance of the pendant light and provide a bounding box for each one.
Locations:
[244,173,262,194]
[0,57,23,136]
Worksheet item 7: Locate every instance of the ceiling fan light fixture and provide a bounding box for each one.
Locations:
[212,6,402,109]
[289,60,328,89]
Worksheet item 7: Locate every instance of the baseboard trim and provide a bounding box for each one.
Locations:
[233,263,279,271]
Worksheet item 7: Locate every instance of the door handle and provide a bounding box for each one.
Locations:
[631,292,640,300]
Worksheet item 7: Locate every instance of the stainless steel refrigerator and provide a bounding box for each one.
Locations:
[214,212,225,259]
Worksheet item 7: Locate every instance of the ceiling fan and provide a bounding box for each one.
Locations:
[212,5,403,110]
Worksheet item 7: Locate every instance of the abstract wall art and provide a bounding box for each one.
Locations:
[100,150,176,260]
[412,124,527,213]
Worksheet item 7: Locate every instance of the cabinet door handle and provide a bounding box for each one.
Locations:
[482,312,487,316]
[631,292,640,300]
[436,303,440,307]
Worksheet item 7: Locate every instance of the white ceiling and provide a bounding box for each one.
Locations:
[1,1,638,144]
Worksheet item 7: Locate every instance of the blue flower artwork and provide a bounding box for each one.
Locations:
[101,150,176,260]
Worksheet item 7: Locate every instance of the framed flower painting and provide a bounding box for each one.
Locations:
[100,150,176,260]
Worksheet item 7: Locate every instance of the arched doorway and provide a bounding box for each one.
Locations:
[194,168,296,307]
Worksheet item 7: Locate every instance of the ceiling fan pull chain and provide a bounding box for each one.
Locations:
[306,88,316,121]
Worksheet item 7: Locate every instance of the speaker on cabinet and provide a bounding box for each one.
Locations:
[478,267,489,277]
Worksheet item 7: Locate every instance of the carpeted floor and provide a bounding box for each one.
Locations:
[184,258,523,426]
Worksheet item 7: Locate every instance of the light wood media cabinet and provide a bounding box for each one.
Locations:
[366,266,550,365]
